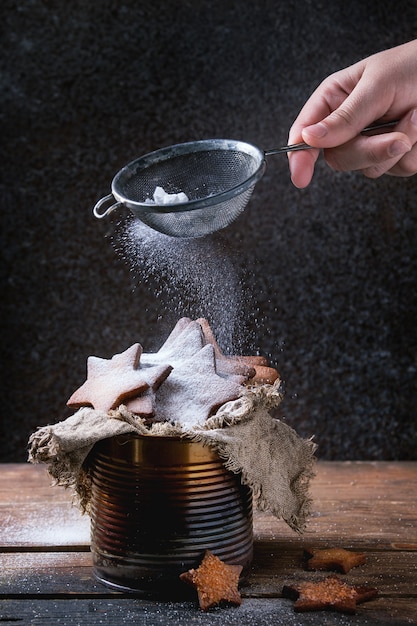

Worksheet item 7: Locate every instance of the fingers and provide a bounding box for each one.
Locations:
[324,108,417,178]
[290,107,417,186]
[287,40,417,186]
[287,87,332,188]
[301,76,391,149]
[324,133,411,174]
[287,63,368,187]
[386,145,417,178]
[378,109,417,178]
[288,67,363,146]
[288,148,320,188]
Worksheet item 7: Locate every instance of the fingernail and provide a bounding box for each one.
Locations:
[411,108,417,127]
[304,122,328,139]
[388,139,411,157]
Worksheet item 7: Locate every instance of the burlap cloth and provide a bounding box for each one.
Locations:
[28,380,316,532]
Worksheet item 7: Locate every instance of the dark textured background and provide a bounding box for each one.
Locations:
[1,0,416,461]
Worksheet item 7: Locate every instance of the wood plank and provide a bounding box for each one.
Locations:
[302,462,416,499]
[1,545,416,598]
[0,463,416,625]
[0,463,90,547]
[2,498,415,549]
[0,551,92,571]
[0,596,415,626]
[0,501,91,548]
[3,496,414,549]
[254,501,417,547]
[2,462,416,548]
[249,541,417,592]
[0,464,73,502]
[254,461,417,546]
[2,462,416,503]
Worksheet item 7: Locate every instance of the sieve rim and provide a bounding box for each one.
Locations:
[110,139,267,214]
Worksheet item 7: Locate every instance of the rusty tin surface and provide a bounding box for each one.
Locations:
[89,434,253,593]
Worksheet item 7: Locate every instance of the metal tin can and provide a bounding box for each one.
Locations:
[89,434,253,593]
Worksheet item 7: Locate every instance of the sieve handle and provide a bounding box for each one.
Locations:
[93,194,122,219]
[265,142,312,156]
[265,120,400,156]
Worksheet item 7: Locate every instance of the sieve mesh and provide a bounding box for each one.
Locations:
[117,149,260,203]
[109,140,266,237]
[137,185,256,237]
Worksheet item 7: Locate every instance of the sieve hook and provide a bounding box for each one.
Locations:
[264,120,400,156]
[93,194,123,219]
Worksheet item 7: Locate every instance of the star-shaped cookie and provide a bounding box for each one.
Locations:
[67,343,172,413]
[153,343,244,427]
[180,550,243,611]
[143,318,205,366]
[124,392,154,418]
[304,547,366,574]
[197,317,279,384]
[282,574,377,614]
[196,317,254,380]
[124,363,173,419]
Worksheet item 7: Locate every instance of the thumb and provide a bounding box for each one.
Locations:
[301,106,371,148]
[301,78,388,148]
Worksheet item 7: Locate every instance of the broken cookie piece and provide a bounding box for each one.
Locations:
[180,550,243,611]
[282,574,377,614]
[304,547,366,574]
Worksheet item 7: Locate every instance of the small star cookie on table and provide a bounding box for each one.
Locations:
[304,546,366,574]
[180,550,243,611]
[282,574,377,614]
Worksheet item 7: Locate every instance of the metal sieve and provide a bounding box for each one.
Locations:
[93,122,398,238]
[93,139,273,237]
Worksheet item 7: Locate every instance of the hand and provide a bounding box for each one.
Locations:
[288,40,417,188]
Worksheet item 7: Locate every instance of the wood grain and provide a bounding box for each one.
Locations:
[1,462,416,625]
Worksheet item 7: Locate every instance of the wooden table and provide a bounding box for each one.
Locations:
[1,462,416,625]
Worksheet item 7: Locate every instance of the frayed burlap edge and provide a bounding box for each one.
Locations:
[189,384,317,532]
[28,381,316,530]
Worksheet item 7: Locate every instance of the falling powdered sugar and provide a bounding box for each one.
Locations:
[115,219,258,355]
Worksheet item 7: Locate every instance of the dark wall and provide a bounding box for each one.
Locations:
[2,0,416,461]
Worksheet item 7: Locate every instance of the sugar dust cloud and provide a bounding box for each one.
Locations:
[115,219,261,356]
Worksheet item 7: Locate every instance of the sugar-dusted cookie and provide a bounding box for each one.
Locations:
[282,574,377,614]
[180,550,243,611]
[304,547,366,574]
[67,343,172,413]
